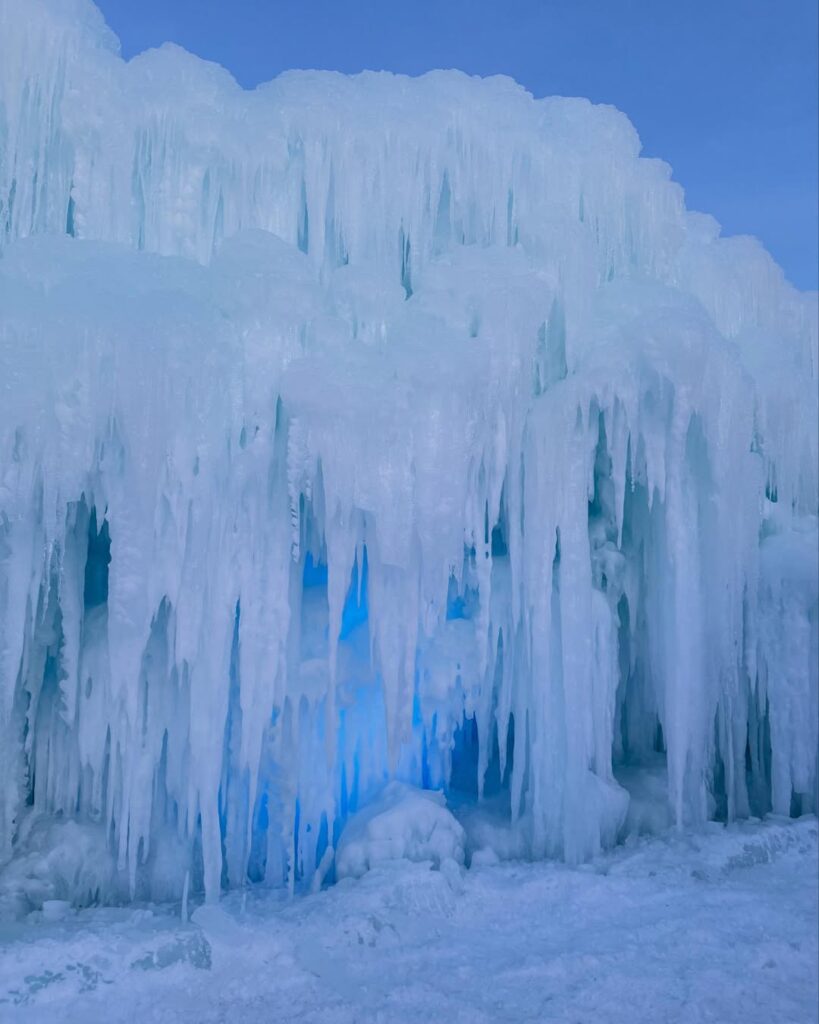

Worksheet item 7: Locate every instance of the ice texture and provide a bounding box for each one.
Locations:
[0,0,816,910]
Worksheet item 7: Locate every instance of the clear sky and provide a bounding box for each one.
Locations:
[94,0,818,290]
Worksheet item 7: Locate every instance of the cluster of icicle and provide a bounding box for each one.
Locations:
[0,0,816,909]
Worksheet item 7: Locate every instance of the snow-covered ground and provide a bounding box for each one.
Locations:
[1,816,815,1024]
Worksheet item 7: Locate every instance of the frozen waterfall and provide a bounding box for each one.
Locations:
[0,0,816,913]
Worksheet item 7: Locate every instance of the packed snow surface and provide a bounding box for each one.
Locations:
[0,0,817,911]
[0,818,816,1023]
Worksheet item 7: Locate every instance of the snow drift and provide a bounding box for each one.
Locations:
[0,0,816,911]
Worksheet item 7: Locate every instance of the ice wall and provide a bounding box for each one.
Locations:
[0,0,816,910]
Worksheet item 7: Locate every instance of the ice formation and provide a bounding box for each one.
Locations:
[334,783,465,881]
[0,0,816,911]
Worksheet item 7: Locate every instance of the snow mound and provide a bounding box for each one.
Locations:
[607,816,818,885]
[336,784,466,880]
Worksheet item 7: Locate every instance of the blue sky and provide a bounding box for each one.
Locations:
[95,0,818,290]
